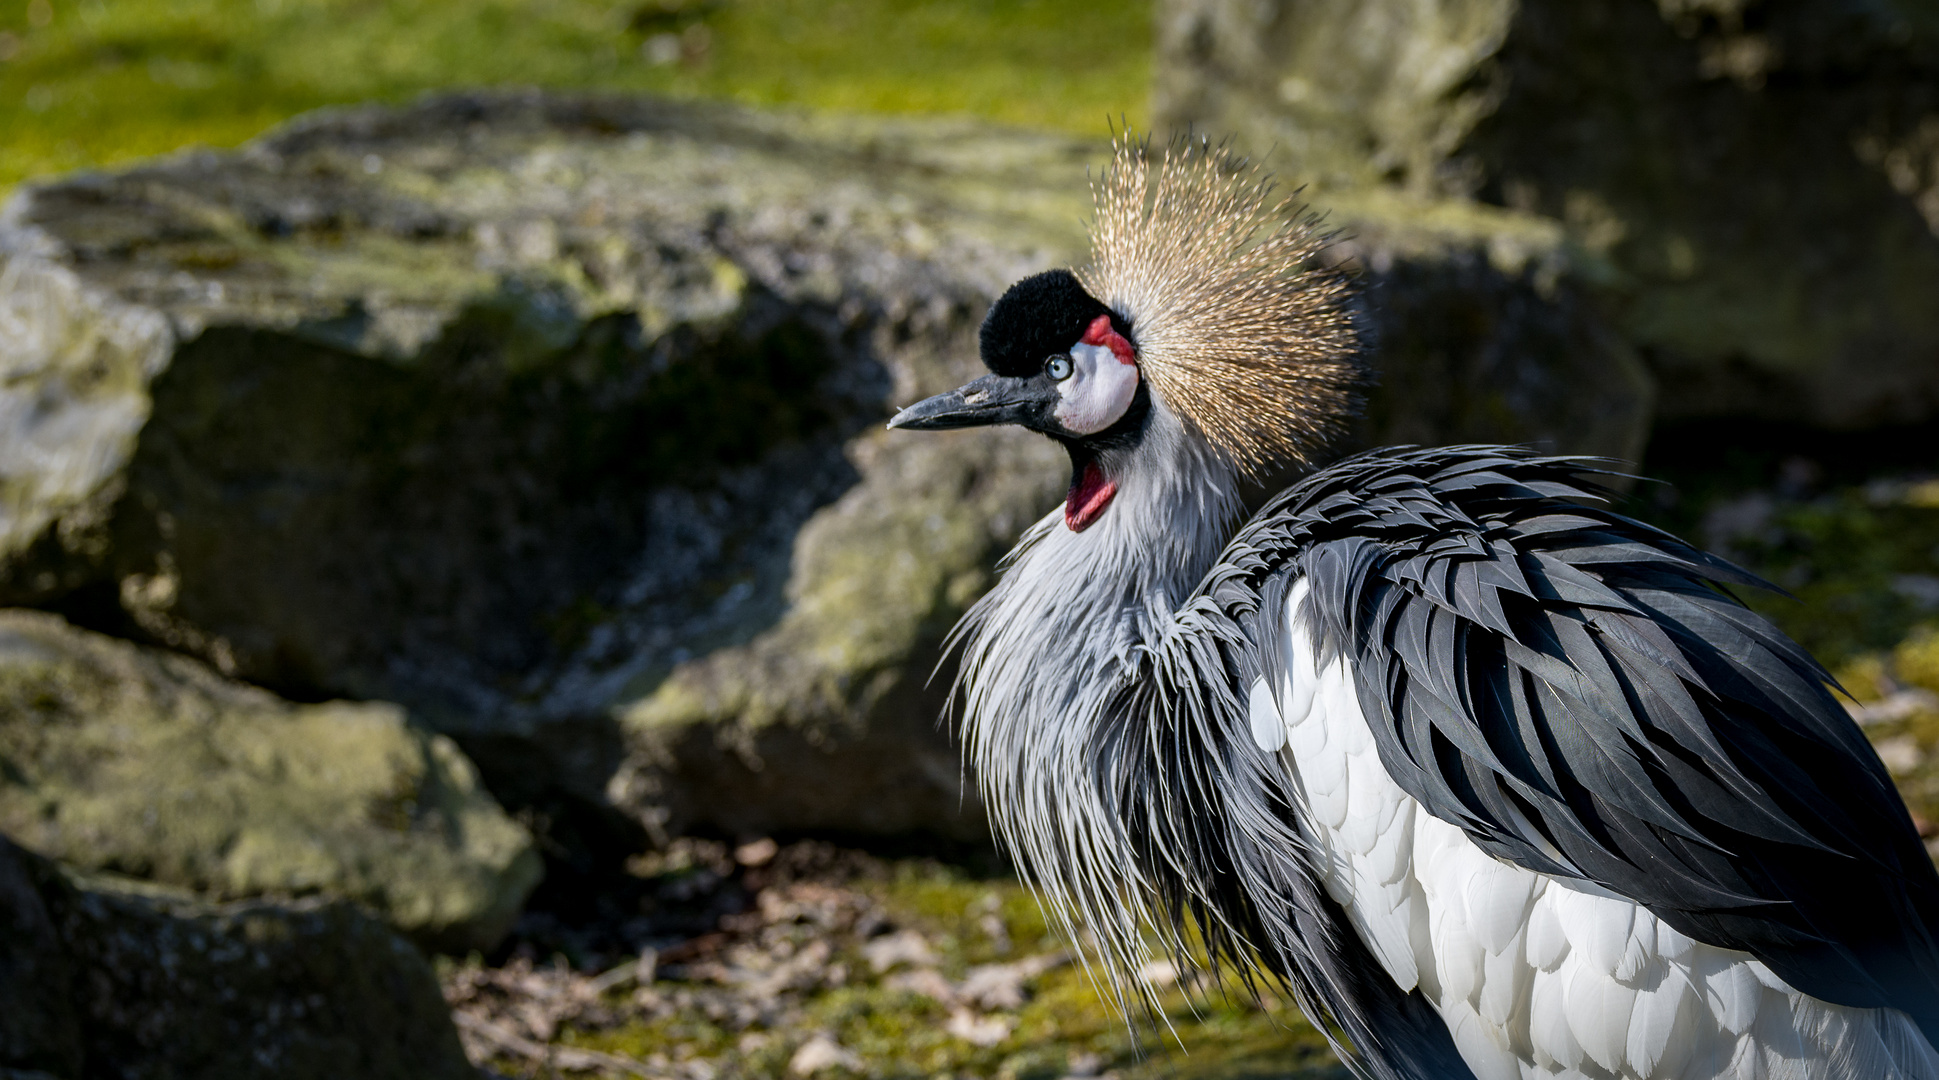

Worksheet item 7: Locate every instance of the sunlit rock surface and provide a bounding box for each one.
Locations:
[1157,0,1939,428]
[0,836,473,1080]
[0,610,539,951]
[0,92,1656,853]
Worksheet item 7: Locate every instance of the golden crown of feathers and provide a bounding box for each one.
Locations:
[1076,136,1364,476]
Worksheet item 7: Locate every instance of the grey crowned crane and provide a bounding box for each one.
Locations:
[886,137,1939,1080]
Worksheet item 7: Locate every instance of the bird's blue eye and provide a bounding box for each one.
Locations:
[1046,355,1073,380]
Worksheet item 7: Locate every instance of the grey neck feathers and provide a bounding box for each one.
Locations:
[950,405,1241,993]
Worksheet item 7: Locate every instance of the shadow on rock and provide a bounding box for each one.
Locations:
[0,837,473,1080]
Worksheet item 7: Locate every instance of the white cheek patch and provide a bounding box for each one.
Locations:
[1053,342,1140,435]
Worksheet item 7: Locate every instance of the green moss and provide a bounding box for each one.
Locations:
[1831,653,1893,705]
[0,0,1150,196]
[1895,625,1939,695]
[1836,624,1939,829]
[1692,488,1939,669]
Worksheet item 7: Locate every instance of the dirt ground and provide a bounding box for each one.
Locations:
[442,839,1345,1080]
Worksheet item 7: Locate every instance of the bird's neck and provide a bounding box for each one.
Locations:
[952,411,1240,895]
[968,412,1240,683]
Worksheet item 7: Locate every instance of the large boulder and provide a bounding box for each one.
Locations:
[0,610,539,951]
[0,92,1651,851]
[1328,197,1653,463]
[0,836,474,1080]
[1155,0,1939,429]
[0,93,1085,849]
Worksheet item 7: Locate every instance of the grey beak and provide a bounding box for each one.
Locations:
[886,375,1056,431]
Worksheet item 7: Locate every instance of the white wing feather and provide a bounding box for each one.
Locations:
[1245,581,1939,1080]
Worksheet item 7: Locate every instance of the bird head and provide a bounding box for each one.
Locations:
[889,135,1364,533]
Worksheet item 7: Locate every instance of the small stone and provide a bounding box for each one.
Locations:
[735,837,779,867]
[885,967,958,1005]
[1872,734,1926,776]
[862,929,937,973]
[1066,1051,1106,1078]
[742,938,832,1001]
[979,912,1012,953]
[789,1033,861,1076]
[1845,688,1939,726]
[643,32,681,65]
[958,963,1028,1011]
[1891,574,1939,610]
[1138,958,1180,989]
[944,1009,1012,1047]
[959,951,1070,1010]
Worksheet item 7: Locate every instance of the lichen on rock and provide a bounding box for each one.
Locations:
[0,610,540,951]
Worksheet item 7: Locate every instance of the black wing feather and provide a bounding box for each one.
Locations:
[1221,445,1939,1041]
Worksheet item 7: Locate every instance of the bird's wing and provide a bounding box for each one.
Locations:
[1259,583,1939,1080]
[1214,445,1939,1040]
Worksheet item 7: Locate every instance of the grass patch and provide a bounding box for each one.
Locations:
[1629,477,1939,669]
[0,0,1150,195]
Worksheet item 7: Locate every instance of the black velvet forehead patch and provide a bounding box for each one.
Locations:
[978,269,1121,377]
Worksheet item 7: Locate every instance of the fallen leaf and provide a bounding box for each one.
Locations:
[1874,733,1926,775]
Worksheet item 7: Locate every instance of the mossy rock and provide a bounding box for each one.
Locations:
[0,835,473,1080]
[1326,192,1652,463]
[0,610,540,951]
[0,93,1094,848]
[610,422,1066,840]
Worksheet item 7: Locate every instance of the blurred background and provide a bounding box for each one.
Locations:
[2,2,1938,1078]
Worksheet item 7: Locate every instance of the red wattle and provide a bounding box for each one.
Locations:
[1080,314,1136,365]
[1065,461,1118,532]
